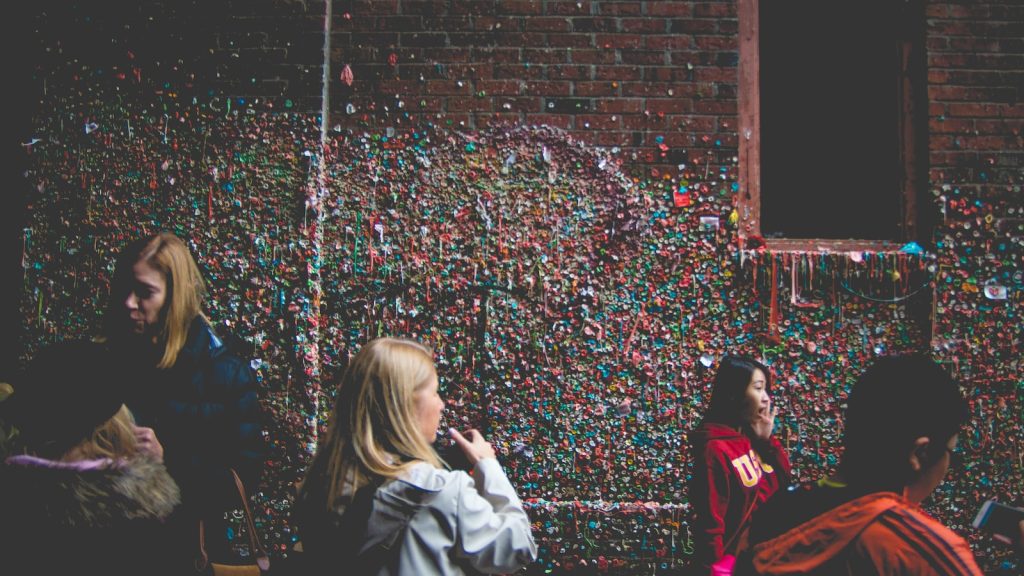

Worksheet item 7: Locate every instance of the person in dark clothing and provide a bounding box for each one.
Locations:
[0,340,180,576]
[737,354,982,575]
[688,355,792,575]
[101,231,263,569]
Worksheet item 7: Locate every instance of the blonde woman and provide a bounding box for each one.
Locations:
[1,340,180,576]
[101,231,263,566]
[294,337,537,575]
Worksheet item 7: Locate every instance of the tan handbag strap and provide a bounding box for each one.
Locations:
[196,469,270,573]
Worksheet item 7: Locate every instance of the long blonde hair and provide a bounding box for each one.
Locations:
[105,232,208,369]
[301,338,444,510]
[60,405,138,462]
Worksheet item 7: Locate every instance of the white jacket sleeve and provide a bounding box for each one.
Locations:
[453,458,538,573]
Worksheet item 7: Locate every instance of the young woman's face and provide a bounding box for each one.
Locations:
[743,368,771,424]
[123,259,167,338]
[413,374,445,443]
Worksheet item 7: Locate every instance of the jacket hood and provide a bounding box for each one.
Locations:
[2,455,180,528]
[747,492,904,575]
[691,421,745,443]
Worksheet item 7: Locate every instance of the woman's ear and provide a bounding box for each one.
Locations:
[908,436,931,472]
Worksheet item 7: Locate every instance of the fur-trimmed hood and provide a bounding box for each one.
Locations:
[2,454,180,528]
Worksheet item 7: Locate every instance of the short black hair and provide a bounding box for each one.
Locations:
[841,354,969,490]
[705,355,772,428]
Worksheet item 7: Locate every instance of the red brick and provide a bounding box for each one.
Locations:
[576,114,622,130]
[413,97,445,112]
[595,65,642,81]
[594,98,642,113]
[694,3,735,18]
[450,1,497,16]
[575,81,619,97]
[693,36,737,50]
[599,2,642,16]
[623,113,669,130]
[572,17,619,33]
[441,113,473,127]
[947,103,993,118]
[401,1,448,16]
[494,63,546,80]
[477,112,527,127]
[525,81,573,96]
[447,96,494,112]
[645,36,694,50]
[975,119,1024,135]
[426,80,473,95]
[496,97,543,113]
[477,79,523,96]
[693,68,736,83]
[529,114,574,129]
[694,100,736,114]
[547,34,595,48]
[669,19,718,34]
[377,79,420,94]
[549,64,593,80]
[526,17,572,33]
[421,15,473,31]
[620,50,667,66]
[570,49,618,65]
[353,0,397,14]
[648,2,692,17]
[550,1,593,16]
[523,48,570,64]
[587,131,632,146]
[646,98,689,114]
[446,63,495,80]
[473,47,523,64]
[494,31,547,45]
[473,16,519,31]
[595,33,643,49]
[621,18,666,33]
[503,0,543,15]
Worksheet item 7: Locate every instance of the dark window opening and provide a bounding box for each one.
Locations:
[741,0,929,245]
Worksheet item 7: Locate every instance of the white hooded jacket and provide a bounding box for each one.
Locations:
[303,457,537,575]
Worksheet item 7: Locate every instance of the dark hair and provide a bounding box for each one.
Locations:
[9,340,129,458]
[840,354,969,491]
[704,355,772,428]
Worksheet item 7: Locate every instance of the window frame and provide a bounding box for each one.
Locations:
[736,0,927,252]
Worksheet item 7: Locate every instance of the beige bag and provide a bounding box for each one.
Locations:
[195,469,270,576]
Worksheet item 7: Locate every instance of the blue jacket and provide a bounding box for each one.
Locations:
[125,317,263,517]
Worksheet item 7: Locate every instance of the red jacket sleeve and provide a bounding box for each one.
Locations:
[691,440,733,569]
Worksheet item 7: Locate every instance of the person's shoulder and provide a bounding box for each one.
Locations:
[860,501,981,575]
[396,461,466,494]
[871,501,972,548]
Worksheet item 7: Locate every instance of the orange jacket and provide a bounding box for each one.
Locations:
[742,492,982,576]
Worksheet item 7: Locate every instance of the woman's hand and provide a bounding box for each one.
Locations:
[750,402,777,442]
[450,428,496,467]
[133,425,164,461]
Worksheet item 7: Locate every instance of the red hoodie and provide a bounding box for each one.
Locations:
[689,422,791,572]
[742,492,983,575]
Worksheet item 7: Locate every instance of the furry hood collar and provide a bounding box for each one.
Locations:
[3,455,180,528]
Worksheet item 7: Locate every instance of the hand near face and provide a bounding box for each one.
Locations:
[133,425,164,461]
[450,428,496,467]
[750,402,777,442]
